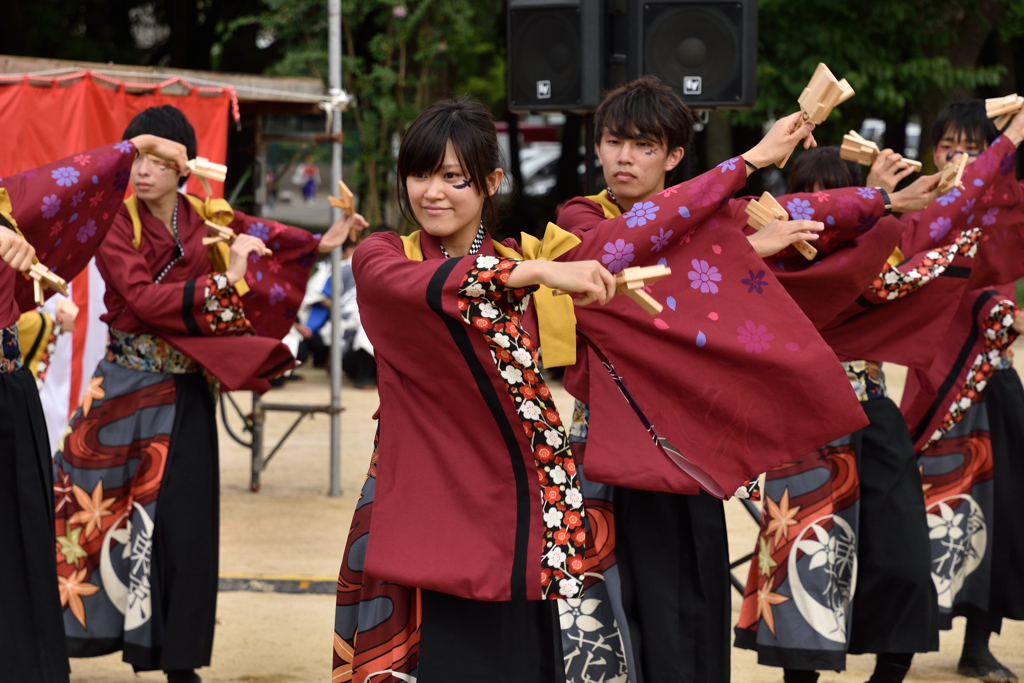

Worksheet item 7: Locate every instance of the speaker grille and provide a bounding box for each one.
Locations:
[509,8,583,108]
[643,3,744,104]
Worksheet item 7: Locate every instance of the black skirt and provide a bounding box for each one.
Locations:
[848,398,939,655]
[979,369,1024,630]
[123,373,220,671]
[614,488,731,682]
[0,367,70,683]
[417,589,565,683]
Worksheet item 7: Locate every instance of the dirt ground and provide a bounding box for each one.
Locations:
[68,350,1024,682]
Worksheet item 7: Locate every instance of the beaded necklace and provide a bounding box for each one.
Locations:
[438,222,486,258]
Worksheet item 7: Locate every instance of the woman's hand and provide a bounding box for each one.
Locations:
[1012,312,1024,335]
[505,260,617,307]
[889,173,955,213]
[0,226,35,273]
[129,135,190,179]
[865,149,917,193]
[743,112,817,171]
[319,212,370,253]
[225,234,268,285]
[56,299,79,333]
[747,219,823,257]
[1002,97,1024,147]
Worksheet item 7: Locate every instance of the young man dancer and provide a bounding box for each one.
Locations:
[557,76,944,683]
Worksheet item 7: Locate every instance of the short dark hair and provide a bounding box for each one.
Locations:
[594,75,694,151]
[123,106,197,188]
[397,97,505,231]
[786,147,862,193]
[931,99,998,148]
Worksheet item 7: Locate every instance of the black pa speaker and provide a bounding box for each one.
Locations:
[507,0,605,113]
[628,0,757,109]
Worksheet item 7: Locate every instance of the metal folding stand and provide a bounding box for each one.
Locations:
[218,0,347,495]
[729,497,762,593]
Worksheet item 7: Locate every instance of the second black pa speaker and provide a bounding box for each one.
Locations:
[507,0,605,113]
[627,0,757,109]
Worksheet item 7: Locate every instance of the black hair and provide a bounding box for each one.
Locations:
[786,147,862,193]
[931,99,998,148]
[594,75,694,153]
[0,213,13,231]
[397,97,505,231]
[122,105,197,188]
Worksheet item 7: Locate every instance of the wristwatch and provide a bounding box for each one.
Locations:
[875,187,892,216]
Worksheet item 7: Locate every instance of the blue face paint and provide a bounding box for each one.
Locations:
[644,149,657,156]
[453,178,473,189]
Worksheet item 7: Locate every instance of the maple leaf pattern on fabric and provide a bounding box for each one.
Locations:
[56,526,89,567]
[765,488,801,548]
[81,376,105,417]
[756,576,790,636]
[59,566,100,628]
[68,480,116,540]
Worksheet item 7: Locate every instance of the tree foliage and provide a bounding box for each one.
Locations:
[224,0,506,225]
[730,0,1012,138]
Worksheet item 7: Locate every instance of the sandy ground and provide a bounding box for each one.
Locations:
[68,350,1024,682]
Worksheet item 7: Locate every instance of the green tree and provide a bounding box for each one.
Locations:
[224,0,506,225]
[728,0,1013,164]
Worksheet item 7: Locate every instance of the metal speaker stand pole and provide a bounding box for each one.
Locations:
[328,0,344,496]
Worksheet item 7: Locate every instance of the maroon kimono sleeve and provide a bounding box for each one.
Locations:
[0,141,137,312]
[900,135,1020,256]
[225,210,321,340]
[95,211,215,337]
[729,188,901,328]
[820,228,979,369]
[558,159,869,497]
[0,265,16,329]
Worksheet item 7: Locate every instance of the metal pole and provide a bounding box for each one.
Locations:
[251,392,264,492]
[327,0,343,496]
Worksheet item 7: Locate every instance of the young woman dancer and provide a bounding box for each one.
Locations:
[332,94,883,683]
[1,133,187,683]
[52,106,364,683]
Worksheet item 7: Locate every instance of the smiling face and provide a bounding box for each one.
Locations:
[933,127,987,171]
[596,129,684,209]
[130,154,182,203]
[405,140,503,249]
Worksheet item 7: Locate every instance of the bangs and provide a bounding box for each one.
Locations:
[595,76,693,150]
[398,108,492,190]
[600,98,666,145]
[935,121,988,145]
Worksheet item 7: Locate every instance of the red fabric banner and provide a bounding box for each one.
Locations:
[0,74,230,197]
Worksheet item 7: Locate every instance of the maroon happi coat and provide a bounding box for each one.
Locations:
[98,195,320,392]
[0,141,137,326]
[357,156,869,601]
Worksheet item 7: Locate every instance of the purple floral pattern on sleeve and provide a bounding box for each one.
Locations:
[737,320,774,353]
[688,259,721,294]
[602,239,634,273]
[623,201,659,228]
[457,255,587,600]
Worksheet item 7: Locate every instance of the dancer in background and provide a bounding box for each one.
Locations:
[0,133,187,683]
[900,99,1024,683]
[53,105,365,683]
[557,77,943,683]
